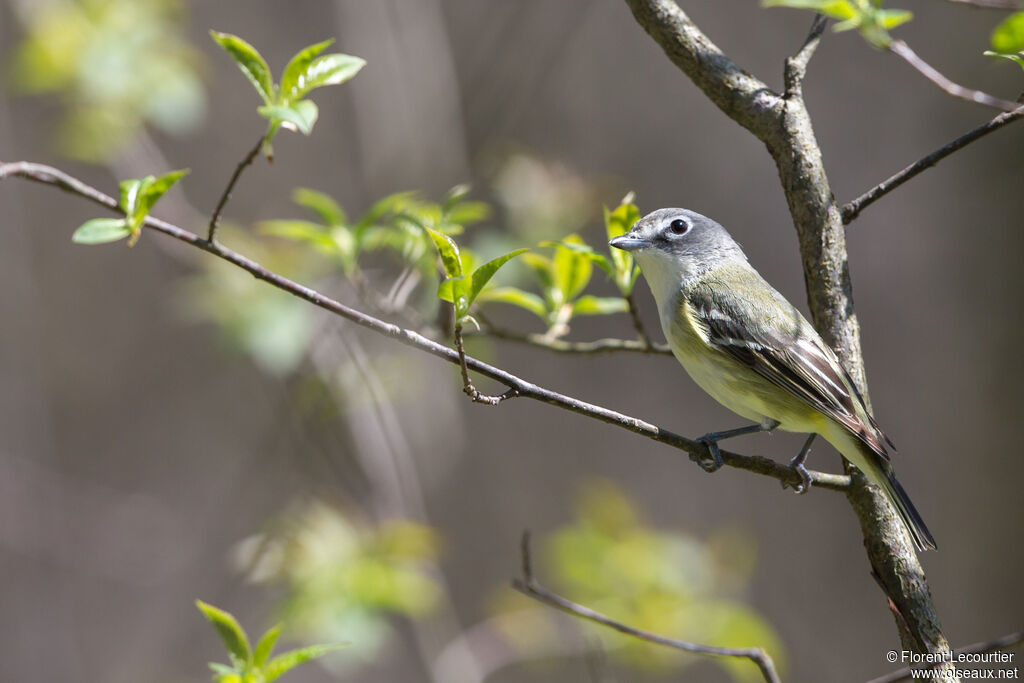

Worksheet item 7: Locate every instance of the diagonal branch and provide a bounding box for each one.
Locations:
[0,160,851,493]
[865,630,1024,683]
[207,135,264,242]
[889,40,1022,112]
[512,531,781,683]
[944,0,1024,8]
[842,104,1024,223]
[622,0,784,141]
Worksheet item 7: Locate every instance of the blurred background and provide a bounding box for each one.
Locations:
[1,1,1022,681]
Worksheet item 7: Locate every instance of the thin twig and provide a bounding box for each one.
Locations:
[889,40,1022,112]
[865,630,1024,683]
[207,135,264,242]
[624,292,655,350]
[472,322,673,355]
[944,0,1024,8]
[454,323,518,405]
[841,104,1024,223]
[785,14,828,99]
[0,160,851,493]
[513,531,782,683]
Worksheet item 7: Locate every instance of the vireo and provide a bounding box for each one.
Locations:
[610,208,936,552]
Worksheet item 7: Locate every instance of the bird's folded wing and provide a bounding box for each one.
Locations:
[689,286,892,460]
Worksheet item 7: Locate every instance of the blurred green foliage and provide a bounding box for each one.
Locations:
[985,12,1024,72]
[9,0,204,161]
[496,479,785,682]
[762,0,912,48]
[232,502,441,665]
[197,600,345,683]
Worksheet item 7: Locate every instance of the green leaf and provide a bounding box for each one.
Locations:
[552,234,593,303]
[984,50,1024,71]
[521,253,556,303]
[292,187,346,226]
[119,177,146,218]
[259,220,336,252]
[604,197,642,294]
[437,276,471,320]
[279,39,333,102]
[354,191,418,236]
[541,240,613,277]
[992,12,1024,54]
[208,662,242,683]
[72,217,130,245]
[196,600,252,666]
[477,286,548,320]
[284,53,365,102]
[258,100,319,135]
[265,644,346,683]
[253,623,282,668]
[138,168,188,220]
[467,248,528,307]
[572,295,629,316]
[424,226,462,277]
[877,9,912,30]
[761,0,857,21]
[210,31,275,105]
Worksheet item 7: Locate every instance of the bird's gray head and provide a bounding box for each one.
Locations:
[609,208,746,296]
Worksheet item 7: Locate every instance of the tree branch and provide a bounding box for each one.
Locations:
[944,0,1024,8]
[866,630,1024,683]
[470,321,673,355]
[619,1,958,673]
[207,135,264,242]
[841,104,1024,223]
[622,0,784,142]
[785,14,828,99]
[624,292,655,350]
[889,40,1022,112]
[0,159,850,494]
[512,532,782,683]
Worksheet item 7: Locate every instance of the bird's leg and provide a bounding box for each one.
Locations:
[782,433,816,494]
[695,419,780,473]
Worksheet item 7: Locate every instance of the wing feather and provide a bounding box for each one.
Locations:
[689,284,892,459]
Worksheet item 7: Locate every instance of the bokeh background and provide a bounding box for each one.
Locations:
[1,1,1022,682]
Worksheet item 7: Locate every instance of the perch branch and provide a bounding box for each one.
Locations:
[0,160,850,493]
[512,532,781,683]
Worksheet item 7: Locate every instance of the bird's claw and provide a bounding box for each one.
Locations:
[781,460,812,494]
[694,436,725,473]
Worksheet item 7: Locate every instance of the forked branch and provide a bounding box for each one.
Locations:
[512,532,782,683]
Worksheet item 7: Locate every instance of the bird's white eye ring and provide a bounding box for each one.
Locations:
[669,218,689,234]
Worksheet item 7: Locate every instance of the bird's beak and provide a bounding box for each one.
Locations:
[609,234,649,252]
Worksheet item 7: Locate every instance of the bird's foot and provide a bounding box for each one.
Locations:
[694,435,725,473]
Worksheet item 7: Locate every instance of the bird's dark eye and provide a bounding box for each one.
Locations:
[669,219,689,235]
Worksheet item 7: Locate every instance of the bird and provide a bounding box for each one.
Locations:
[609,208,936,552]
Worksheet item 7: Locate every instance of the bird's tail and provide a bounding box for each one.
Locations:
[876,465,937,552]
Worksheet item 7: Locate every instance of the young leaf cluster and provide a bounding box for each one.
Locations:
[196,600,344,683]
[763,0,912,48]
[474,195,642,337]
[210,32,365,157]
[72,169,187,246]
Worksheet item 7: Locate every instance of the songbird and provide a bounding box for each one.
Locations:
[610,208,936,551]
